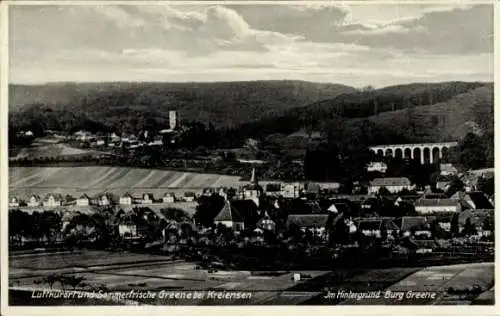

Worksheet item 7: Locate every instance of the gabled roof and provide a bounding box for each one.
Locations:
[214,200,259,223]
[458,209,494,226]
[370,177,411,187]
[164,192,176,197]
[78,194,90,200]
[44,193,64,201]
[414,198,460,207]
[287,214,329,228]
[29,195,41,200]
[467,192,494,209]
[121,193,134,198]
[214,202,233,222]
[394,216,428,231]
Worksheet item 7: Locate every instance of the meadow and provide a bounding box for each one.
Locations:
[9,166,244,198]
[9,250,494,305]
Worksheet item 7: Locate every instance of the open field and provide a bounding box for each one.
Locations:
[9,166,244,198]
[9,250,494,305]
[9,143,108,160]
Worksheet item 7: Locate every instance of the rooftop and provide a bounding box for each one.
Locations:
[414,198,460,207]
[370,177,411,187]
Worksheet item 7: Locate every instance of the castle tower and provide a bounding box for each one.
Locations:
[169,111,177,130]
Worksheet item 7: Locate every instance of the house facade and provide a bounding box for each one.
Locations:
[368,177,413,194]
[27,195,41,207]
[163,193,176,203]
[440,163,458,176]
[357,218,399,238]
[183,192,196,202]
[214,200,259,232]
[76,194,90,206]
[9,197,20,207]
[214,201,245,231]
[43,194,63,207]
[367,162,388,173]
[141,193,154,204]
[414,198,461,214]
[120,193,134,205]
[98,194,113,206]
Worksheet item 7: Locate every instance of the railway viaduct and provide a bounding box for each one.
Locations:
[369,142,458,164]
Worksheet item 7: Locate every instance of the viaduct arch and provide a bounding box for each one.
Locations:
[369,142,458,164]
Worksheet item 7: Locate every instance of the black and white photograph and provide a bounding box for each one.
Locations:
[5,1,496,307]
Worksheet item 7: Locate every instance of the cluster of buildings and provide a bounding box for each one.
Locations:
[9,190,198,209]
[9,154,495,246]
[42,111,180,150]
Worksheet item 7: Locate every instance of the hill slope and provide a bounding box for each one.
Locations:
[352,85,493,143]
[9,81,357,130]
[232,82,493,144]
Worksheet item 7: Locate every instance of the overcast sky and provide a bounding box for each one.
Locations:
[9,3,493,87]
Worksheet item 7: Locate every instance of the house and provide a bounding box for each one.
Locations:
[436,175,454,191]
[148,137,163,146]
[61,211,74,232]
[458,210,494,237]
[27,195,41,207]
[214,200,260,232]
[286,214,330,237]
[414,198,461,214]
[394,216,431,238]
[356,218,399,238]
[368,177,413,194]
[440,163,458,176]
[76,194,91,206]
[118,215,138,238]
[279,198,322,215]
[74,130,94,142]
[110,133,121,142]
[141,193,154,204]
[316,182,341,192]
[256,214,276,232]
[163,193,176,203]
[42,194,64,207]
[202,188,215,196]
[280,183,301,198]
[450,191,494,210]
[183,192,196,202]
[119,193,134,205]
[460,172,479,192]
[97,193,114,206]
[304,182,321,194]
[367,162,388,173]
[9,197,20,208]
[265,183,282,197]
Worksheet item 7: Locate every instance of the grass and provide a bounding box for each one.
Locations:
[9,166,244,198]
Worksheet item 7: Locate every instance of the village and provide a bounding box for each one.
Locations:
[8,161,495,261]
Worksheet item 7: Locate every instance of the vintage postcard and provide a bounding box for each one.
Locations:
[1,0,497,313]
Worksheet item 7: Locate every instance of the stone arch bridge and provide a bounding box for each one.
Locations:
[369,142,458,164]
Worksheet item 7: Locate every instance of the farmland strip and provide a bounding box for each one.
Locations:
[98,168,132,188]
[174,173,198,188]
[10,169,45,187]
[84,167,115,188]
[24,168,62,187]
[150,171,178,188]
[133,170,157,188]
